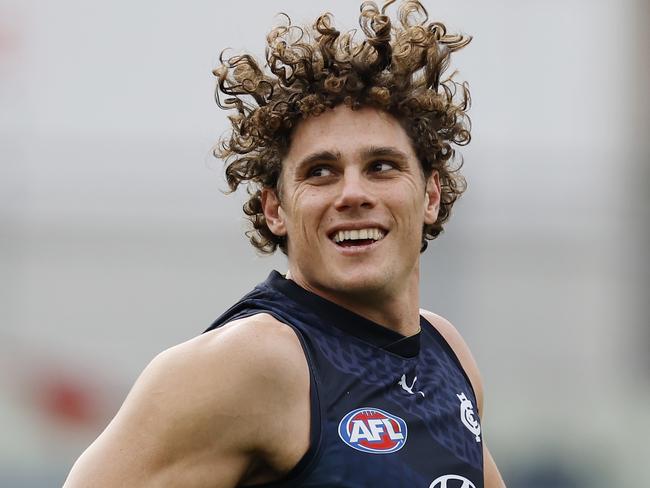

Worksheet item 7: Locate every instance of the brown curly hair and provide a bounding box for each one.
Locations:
[213,0,471,254]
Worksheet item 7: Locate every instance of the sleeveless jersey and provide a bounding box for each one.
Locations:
[205,271,484,488]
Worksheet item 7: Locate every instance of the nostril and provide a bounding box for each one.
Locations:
[334,186,376,210]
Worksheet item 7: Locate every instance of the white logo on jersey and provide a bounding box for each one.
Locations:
[398,374,425,397]
[456,393,481,442]
[429,474,476,488]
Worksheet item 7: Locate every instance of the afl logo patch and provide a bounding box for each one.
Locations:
[338,407,407,454]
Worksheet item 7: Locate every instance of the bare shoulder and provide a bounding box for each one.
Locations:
[64,313,310,488]
[179,312,309,384]
[419,309,484,412]
[150,312,310,422]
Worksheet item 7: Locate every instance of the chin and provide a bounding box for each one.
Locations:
[324,269,390,296]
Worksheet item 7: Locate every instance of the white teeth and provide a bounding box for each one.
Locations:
[332,228,385,243]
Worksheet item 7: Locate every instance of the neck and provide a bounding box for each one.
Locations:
[285,267,422,337]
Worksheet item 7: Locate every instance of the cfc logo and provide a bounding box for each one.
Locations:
[338,407,407,454]
[457,392,481,442]
[429,474,476,488]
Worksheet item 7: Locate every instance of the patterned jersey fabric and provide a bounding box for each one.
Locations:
[206,271,484,488]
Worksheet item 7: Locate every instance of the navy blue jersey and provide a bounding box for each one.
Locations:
[206,271,483,488]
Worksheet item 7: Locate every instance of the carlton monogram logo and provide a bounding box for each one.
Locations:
[456,393,481,442]
[429,474,476,488]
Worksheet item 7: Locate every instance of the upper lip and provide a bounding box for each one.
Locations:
[326,222,389,240]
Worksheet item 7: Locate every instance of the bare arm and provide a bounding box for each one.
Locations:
[64,315,310,488]
[421,310,506,488]
[483,445,505,488]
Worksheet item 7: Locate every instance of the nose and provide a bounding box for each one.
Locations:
[333,169,377,212]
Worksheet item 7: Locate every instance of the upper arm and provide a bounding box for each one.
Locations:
[64,315,310,488]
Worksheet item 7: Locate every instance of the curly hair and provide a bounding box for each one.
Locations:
[213,0,471,254]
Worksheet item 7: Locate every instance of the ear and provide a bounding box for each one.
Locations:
[261,188,287,237]
[423,171,441,225]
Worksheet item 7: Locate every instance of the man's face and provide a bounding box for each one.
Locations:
[262,105,440,300]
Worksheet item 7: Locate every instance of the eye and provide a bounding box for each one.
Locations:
[369,160,396,173]
[308,166,334,178]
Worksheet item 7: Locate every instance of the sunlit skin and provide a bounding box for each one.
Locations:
[262,105,440,336]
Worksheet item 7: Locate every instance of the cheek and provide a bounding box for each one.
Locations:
[285,189,328,232]
[394,193,426,220]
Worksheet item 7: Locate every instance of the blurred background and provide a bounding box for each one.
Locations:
[0,0,648,486]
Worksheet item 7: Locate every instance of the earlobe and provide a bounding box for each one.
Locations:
[261,188,287,237]
[423,172,441,225]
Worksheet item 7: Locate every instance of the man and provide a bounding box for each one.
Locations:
[65,1,505,486]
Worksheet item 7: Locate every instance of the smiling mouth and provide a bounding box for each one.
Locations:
[330,228,386,247]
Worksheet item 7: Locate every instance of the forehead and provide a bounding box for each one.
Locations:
[284,105,418,164]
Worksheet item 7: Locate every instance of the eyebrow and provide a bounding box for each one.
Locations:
[361,146,410,162]
[295,150,342,172]
[294,146,409,172]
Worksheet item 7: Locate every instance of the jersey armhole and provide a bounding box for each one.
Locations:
[217,311,324,488]
[419,315,481,417]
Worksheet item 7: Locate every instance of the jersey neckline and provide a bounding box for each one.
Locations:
[263,270,421,358]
